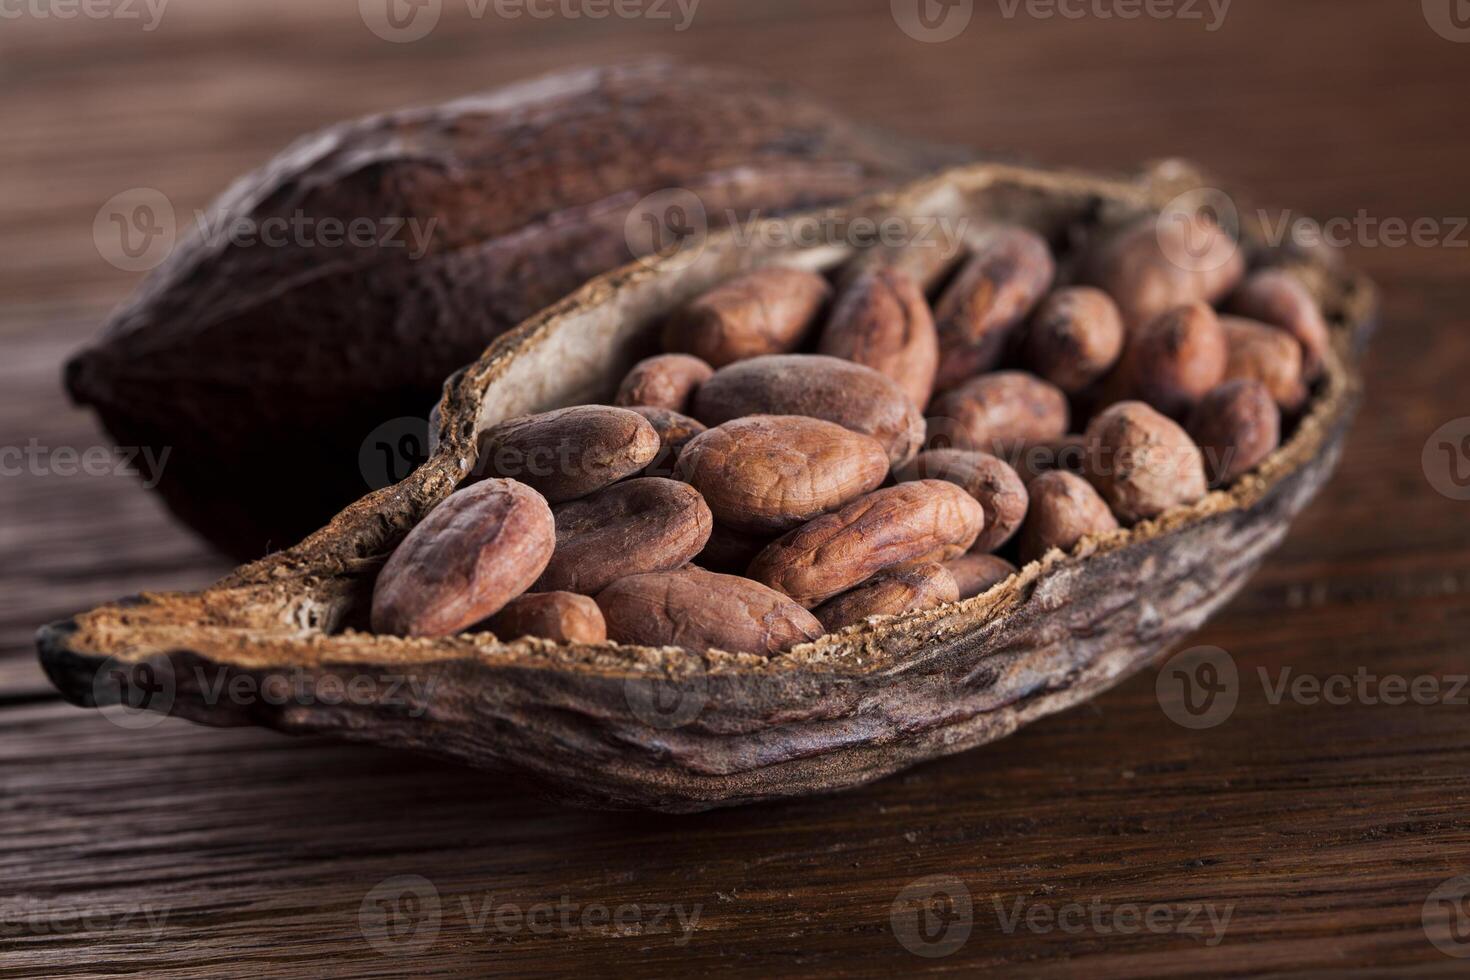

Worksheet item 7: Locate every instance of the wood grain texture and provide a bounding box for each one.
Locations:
[3,0,1469,974]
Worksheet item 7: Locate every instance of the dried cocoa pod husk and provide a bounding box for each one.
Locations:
[813,563,959,632]
[483,592,607,645]
[818,267,939,408]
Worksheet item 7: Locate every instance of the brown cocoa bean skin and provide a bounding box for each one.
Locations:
[1010,434,1088,485]
[477,406,660,503]
[371,479,555,638]
[749,480,985,608]
[536,478,712,595]
[614,354,715,413]
[933,227,1056,389]
[813,563,959,632]
[1221,316,1308,412]
[597,566,823,656]
[628,406,706,479]
[1018,470,1120,564]
[696,523,774,576]
[897,449,1029,553]
[483,592,607,645]
[1084,401,1209,524]
[818,267,939,408]
[927,371,1069,456]
[677,416,890,534]
[692,354,926,467]
[1187,379,1282,486]
[1023,287,1125,394]
[1110,301,1228,419]
[1089,213,1246,329]
[663,267,831,368]
[1228,269,1330,379]
[944,553,1019,599]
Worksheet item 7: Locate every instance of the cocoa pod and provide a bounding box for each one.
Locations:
[1088,212,1245,329]
[1228,268,1330,378]
[64,59,958,559]
[597,566,823,656]
[628,406,706,480]
[676,416,889,534]
[696,524,774,576]
[371,479,554,637]
[1018,470,1119,564]
[813,563,959,632]
[483,592,607,645]
[536,478,712,595]
[1187,379,1282,486]
[477,406,659,503]
[1084,401,1208,524]
[897,449,1028,553]
[614,354,714,413]
[1022,287,1125,394]
[749,481,985,608]
[692,354,926,467]
[943,553,1018,599]
[1221,316,1308,412]
[927,371,1069,455]
[664,268,831,367]
[1109,302,1227,419]
[933,226,1056,389]
[818,267,939,407]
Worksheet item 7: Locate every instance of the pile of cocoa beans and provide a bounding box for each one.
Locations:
[371,212,1329,655]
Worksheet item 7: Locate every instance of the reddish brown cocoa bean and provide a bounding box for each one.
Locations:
[1088,213,1245,329]
[483,592,608,645]
[1228,268,1330,379]
[614,354,715,413]
[371,479,555,637]
[933,226,1056,389]
[1187,379,1282,486]
[1023,287,1126,394]
[1221,316,1308,412]
[818,267,939,408]
[1018,470,1120,563]
[597,566,823,656]
[896,449,1029,553]
[628,406,706,479]
[1010,434,1089,485]
[663,267,831,367]
[1084,401,1209,524]
[927,371,1069,455]
[1109,301,1228,419]
[477,406,659,503]
[813,563,959,631]
[749,481,985,608]
[944,553,1019,599]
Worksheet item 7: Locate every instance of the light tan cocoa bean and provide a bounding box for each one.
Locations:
[1221,316,1308,412]
[1018,470,1120,563]
[483,592,608,645]
[1228,268,1330,378]
[813,563,959,631]
[932,226,1055,389]
[597,566,823,656]
[677,416,890,534]
[897,449,1029,553]
[927,371,1069,455]
[1023,287,1125,394]
[628,406,706,479]
[749,481,985,608]
[1088,213,1245,329]
[1109,301,1227,419]
[371,479,555,637]
[944,553,1019,599]
[536,478,712,595]
[818,267,939,407]
[1084,401,1208,523]
[1187,379,1281,486]
[692,354,925,467]
[663,267,831,367]
[614,354,715,413]
[477,405,659,503]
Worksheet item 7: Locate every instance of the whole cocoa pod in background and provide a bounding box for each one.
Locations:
[64,59,963,559]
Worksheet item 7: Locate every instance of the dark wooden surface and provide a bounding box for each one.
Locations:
[3,1,1469,975]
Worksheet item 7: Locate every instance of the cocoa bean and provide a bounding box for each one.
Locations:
[696,524,774,576]
[818,267,939,407]
[1109,301,1227,419]
[628,406,706,479]
[1187,379,1281,486]
[614,354,714,413]
[943,553,1018,599]
[1084,401,1208,523]
[1018,470,1119,563]
[897,449,1029,553]
[1221,316,1308,412]
[813,563,959,631]
[1088,213,1245,329]
[1022,286,1125,394]
[477,406,659,503]
[483,592,607,645]
[663,267,831,367]
[1228,268,1330,378]
[927,371,1069,455]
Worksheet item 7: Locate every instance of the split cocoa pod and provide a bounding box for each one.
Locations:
[41,161,1373,812]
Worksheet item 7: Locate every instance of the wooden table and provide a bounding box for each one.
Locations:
[3,1,1469,975]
